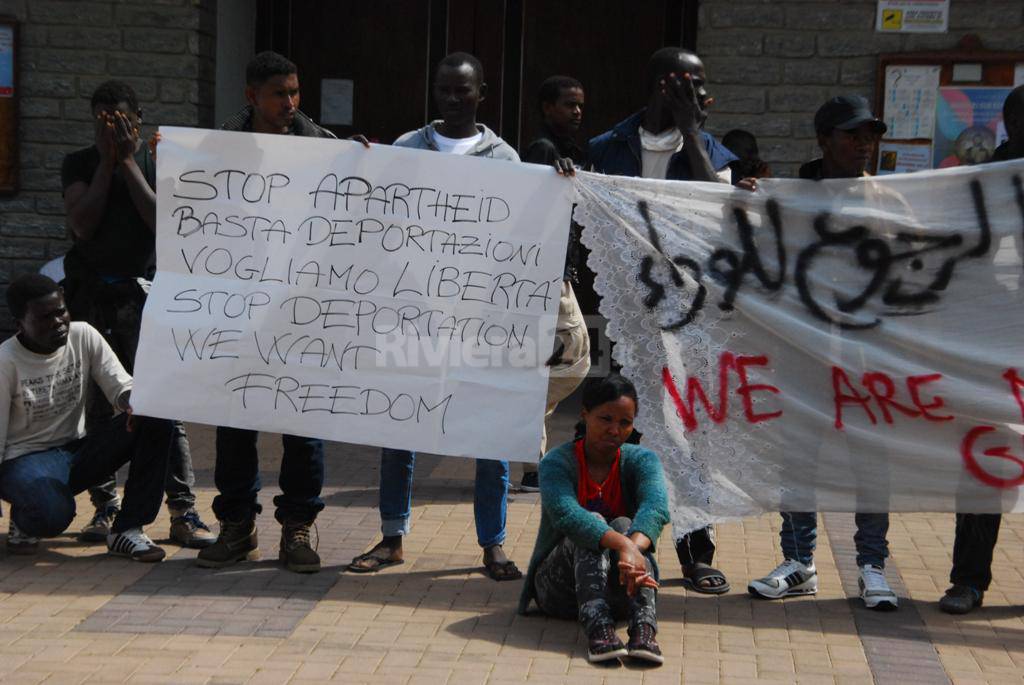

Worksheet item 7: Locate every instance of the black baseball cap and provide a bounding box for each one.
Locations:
[814,95,887,136]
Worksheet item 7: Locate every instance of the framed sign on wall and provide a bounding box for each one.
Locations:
[0,17,17,195]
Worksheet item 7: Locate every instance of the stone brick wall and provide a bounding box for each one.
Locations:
[698,0,1024,177]
[0,0,215,333]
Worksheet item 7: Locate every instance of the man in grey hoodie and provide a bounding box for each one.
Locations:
[348,52,522,581]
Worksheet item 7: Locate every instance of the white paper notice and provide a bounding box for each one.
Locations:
[877,0,949,33]
[883,65,940,139]
[133,127,574,463]
[320,78,354,126]
[876,141,932,174]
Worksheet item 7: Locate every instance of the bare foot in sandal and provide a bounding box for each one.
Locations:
[682,562,731,594]
[483,544,522,581]
[348,535,404,573]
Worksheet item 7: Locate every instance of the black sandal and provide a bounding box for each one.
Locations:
[483,559,523,581]
[347,545,404,573]
[682,562,731,594]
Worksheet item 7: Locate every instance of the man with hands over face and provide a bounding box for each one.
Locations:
[60,81,212,550]
[588,48,736,595]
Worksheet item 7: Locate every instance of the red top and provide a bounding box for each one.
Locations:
[574,438,626,521]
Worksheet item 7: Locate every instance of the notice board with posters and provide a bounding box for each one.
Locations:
[875,39,1024,175]
[0,17,16,194]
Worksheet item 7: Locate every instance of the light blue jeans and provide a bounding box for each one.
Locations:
[379,448,509,547]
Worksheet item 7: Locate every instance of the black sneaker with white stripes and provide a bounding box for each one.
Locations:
[107,528,166,563]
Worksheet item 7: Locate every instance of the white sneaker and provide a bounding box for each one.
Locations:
[858,564,898,611]
[748,559,818,599]
[6,519,39,555]
[107,528,165,563]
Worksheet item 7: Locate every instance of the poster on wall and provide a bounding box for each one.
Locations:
[933,87,1011,168]
[883,65,940,139]
[877,141,932,174]
[876,0,949,33]
[0,24,13,97]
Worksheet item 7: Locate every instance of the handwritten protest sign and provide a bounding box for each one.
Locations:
[133,127,572,462]
[575,160,1024,530]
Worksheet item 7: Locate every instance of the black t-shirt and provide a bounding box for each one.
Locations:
[60,145,157,280]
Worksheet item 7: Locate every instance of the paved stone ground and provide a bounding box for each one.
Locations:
[0,399,1021,684]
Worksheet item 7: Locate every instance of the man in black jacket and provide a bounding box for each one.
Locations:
[197,52,334,574]
[518,76,591,492]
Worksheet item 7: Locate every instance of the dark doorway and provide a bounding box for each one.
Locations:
[255,0,695,147]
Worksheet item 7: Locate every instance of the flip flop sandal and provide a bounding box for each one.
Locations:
[347,550,405,573]
[682,563,731,594]
[483,559,523,581]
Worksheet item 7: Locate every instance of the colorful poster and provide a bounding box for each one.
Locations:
[933,87,1011,168]
[0,25,13,97]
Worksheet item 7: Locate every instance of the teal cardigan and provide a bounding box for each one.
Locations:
[517,440,671,614]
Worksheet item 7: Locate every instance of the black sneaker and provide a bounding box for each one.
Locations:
[627,623,664,665]
[196,516,259,568]
[519,471,539,492]
[107,528,165,563]
[587,624,627,663]
[939,585,983,614]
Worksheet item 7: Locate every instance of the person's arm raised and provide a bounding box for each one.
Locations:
[113,111,156,233]
[64,113,118,241]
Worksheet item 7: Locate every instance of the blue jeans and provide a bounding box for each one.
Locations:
[379,448,508,548]
[780,511,890,568]
[212,428,325,524]
[0,414,172,537]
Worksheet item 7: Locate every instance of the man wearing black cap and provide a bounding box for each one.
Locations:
[748,95,900,612]
[798,95,887,180]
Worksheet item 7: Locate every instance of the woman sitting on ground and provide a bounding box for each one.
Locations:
[517,374,670,665]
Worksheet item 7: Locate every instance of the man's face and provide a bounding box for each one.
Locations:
[820,123,881,178]
[247,73,300,132]
[433,63,483,129]
[17,291,70,354]
[543,86,584,135]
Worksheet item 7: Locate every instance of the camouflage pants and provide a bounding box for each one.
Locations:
[534,515,657,635]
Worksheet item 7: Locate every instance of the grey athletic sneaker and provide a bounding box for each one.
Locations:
[748,559,818,599]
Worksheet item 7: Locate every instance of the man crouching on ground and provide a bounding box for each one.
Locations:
[0,274,172,561]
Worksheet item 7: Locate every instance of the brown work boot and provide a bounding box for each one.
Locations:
[195,516,259,568]
[168,507,217,549]
[279,520,320,573]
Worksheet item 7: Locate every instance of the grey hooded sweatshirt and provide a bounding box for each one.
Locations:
[393,121,519,162]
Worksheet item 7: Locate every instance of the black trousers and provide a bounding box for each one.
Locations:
[950,513,1001,592]
[675,526,716,567]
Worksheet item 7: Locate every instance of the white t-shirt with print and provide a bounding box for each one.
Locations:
[0,322,132,463]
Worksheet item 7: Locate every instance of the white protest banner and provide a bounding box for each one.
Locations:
[133,127,572,462]
[574,160,1024,532]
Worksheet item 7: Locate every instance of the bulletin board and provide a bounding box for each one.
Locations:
[0,17,17,195]
[875,37,1024,175]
